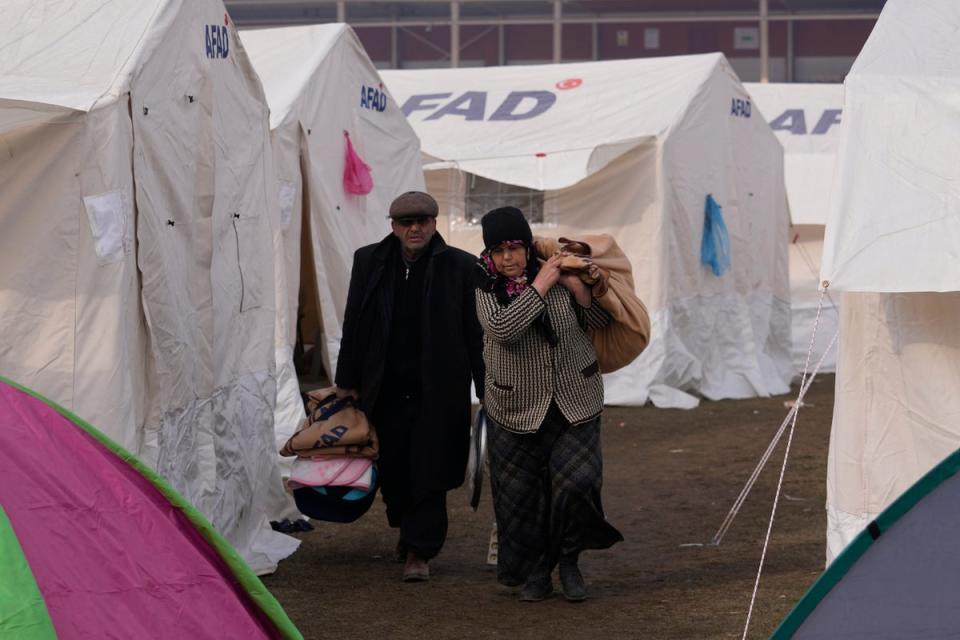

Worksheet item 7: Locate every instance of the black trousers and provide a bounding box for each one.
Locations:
[374,392,448,560]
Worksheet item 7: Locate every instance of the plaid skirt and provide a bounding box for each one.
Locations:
[487,405,623,586]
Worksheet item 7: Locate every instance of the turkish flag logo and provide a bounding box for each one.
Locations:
[555,78,583,90]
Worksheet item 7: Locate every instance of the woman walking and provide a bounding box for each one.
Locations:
[475,206,625,602]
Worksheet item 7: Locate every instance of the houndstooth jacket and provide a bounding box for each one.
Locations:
[476,285,611,433]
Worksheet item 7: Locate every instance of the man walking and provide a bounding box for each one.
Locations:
[335,191,485,581]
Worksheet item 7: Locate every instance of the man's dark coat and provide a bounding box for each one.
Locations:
[335,232,485,491]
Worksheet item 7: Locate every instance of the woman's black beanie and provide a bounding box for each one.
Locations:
[481,207,533,251]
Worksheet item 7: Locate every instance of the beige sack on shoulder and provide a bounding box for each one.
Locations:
[534,235,651,373]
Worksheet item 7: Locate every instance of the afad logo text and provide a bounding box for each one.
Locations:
[361,84,388,112]
[769,108,841,135]
[401,91,557,121]
[399,78,580,121]
[731,97,752,118]
[205,22,230,59]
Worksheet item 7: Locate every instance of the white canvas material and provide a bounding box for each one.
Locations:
[746,83,844,374]
[0,0,298,574]
[821,0,960,563]
[783,225,838,375]
[826,291,960,562]
[383,54,792,407]
[820,0,960,293]
[745,83,843,228]
[241,24,424,515]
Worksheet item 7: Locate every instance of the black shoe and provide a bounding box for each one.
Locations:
[519,572,553,602]
[270,519,297,534]
[558,556,587,602]
[292,519,314,532]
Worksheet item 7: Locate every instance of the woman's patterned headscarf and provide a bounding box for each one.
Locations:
[475,240,557,345]
[476,240,535,303]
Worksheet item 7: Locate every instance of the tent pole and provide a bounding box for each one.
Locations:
[786,18,794,82]
[450,1,460,68]
[392,23,398,69]
[592,21,598,60]
[498,23,504,65]
[553,0,562,63]
[759,0,769,82]
[336,1,345,23]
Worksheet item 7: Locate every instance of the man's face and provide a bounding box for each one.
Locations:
[391,214,437,256]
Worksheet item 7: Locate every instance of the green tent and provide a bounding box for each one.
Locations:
[773,449,960,638]
[0,377,301,639]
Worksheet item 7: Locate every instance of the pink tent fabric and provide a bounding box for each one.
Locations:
[0,381,287,639]
[342,131,374,195]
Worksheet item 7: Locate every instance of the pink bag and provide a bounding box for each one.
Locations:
[342,131,373,195]
[289,456,373,490]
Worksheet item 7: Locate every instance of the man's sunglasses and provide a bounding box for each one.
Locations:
[392,215,435,227]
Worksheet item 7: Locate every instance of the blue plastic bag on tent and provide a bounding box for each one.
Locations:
[701,194,731,277]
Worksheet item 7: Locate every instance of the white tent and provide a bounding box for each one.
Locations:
[820,0,960,563]
[241,23,424,515]
[745,83,842,374]
[382,54,792,408]
[745,84,843,229]
[0,0,298,574]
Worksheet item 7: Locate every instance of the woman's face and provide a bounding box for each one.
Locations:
[490,243,528,278]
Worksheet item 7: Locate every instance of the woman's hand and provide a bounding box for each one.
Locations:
[559,271,592,307]
[532,254,562,297]
[335,386,359,401]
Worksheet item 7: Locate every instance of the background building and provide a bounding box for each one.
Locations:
[226,0,885,82]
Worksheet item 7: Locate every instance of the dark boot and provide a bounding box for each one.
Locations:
[558,554,587,602]
[518,568,554,602]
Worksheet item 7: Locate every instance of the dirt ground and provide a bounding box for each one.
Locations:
[262,375,835,640]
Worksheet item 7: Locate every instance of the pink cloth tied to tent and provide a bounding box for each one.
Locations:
[342,131,373,195]
[288,456,373,490]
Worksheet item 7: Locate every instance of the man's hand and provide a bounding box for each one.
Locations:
[335,386,359,400]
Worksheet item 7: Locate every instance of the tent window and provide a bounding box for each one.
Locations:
[464,174,544,225]
[83,190,127,265]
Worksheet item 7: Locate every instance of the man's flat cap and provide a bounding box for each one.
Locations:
[389,191,439,218]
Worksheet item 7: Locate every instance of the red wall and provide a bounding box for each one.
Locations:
[354,26,391,62]
[461,25,500,65]
[506,24,553,62]
[562,23,593,61]
[355,18,875,68]
[795,19,875,56]
[400,26,452,65]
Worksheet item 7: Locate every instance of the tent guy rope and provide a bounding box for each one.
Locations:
[740,284,837,639]
[708,286,837,548]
